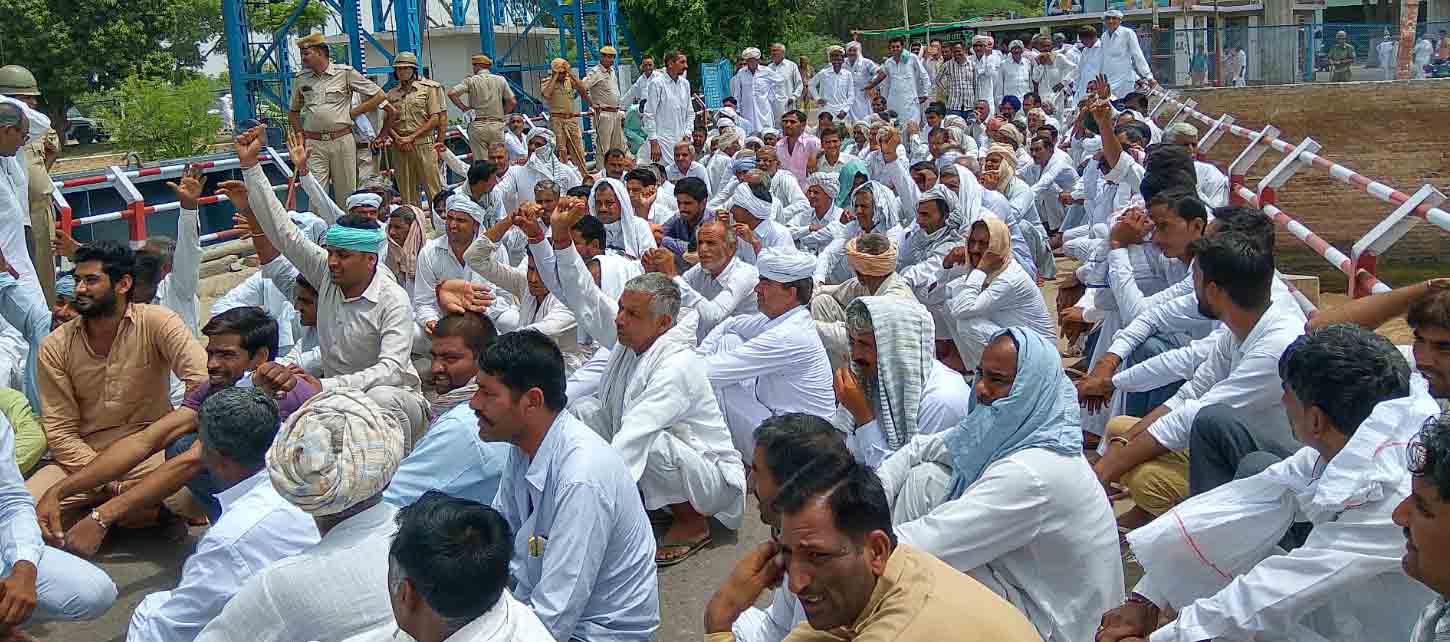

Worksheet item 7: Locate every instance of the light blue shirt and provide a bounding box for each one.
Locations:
[0,273,51,412]
[493,410,659,642]
[385,402,510,507]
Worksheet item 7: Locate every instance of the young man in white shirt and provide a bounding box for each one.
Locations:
[1094,229,1306,505]
[1396,412,1450,640]
[1102,324,1436,642]
[129,388,319,642]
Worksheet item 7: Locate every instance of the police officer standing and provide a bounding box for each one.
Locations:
[542,58,590,177]
[583,46,626,158]
[288,32,386,203]
[383,52,445,208]
[448,54,517,164]
[0,65,59,302]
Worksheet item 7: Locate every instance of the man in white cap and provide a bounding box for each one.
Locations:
[784,172,846,254]
[559,269,746,566]
[997,39,1034,105]
[414,191,519,341]
[640,50,693,165]
[1164,122,1229,208]
[766,43,802,126]
[966,35,999,120]
[1095,10,1153,98]
[866,36,931,126]
[844,41,881,121]
[229,127,429,453]
[196,389,407,642]
[723,180,794,265]
[698,247,835,457]
[810,46,855,120]
[731,48,781,132]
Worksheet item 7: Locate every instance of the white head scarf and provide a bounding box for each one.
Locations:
[445,192,488,226]
[848,180,901,235]
[941,163,984,228]
[345,193,383,211]
[756,248,817,282]
[590,178,655,259]
[806,172,840,202]
[731,181,773,222]
[267,389,404,516]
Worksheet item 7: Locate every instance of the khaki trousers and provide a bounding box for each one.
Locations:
[27,194,55,304]
[1107,416,1190,517]
[466,120,505,161]
[592,111,626,157]
[392,142,444,207]
[552,116,587,174]
[307,133,358,204]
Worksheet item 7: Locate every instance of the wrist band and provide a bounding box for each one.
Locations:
[88,509,110,530]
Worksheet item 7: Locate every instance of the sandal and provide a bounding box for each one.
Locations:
[655,534,712,567]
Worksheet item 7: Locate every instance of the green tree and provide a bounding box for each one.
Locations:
[250,0,333,35]
[96,76,223,162]
[0,0,228,134]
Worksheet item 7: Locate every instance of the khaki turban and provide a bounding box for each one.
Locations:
[267,389,404,516]
[846,236,898,277]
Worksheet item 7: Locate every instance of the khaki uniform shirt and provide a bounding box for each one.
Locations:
[452,72,514,120]
[37,303,207,472]
[543,75,579,114]
[24,129,57,199]
[583,64,623,109]
[386,78,444,135]
[290,62,382,132]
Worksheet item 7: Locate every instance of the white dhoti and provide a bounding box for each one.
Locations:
[639,431,746,529]
[365,386,430,455]
[889,99,921,127]
[565,345,611,401]
[890,461,953,525]
[704,334,775,457]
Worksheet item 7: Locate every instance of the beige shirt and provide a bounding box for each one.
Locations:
[24,128,57,198]
[452,72,514,119]
[37,304,206,472]
[386,78,444,135]
[289,62,382,132]
[542,75,579,114]
[704,544,1043,642]
[582,64,622,109]
[242,165,421,392]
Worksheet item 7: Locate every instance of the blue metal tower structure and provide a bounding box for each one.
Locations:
[223,0,638,129]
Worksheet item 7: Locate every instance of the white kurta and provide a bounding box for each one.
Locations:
[641,72,693,162]
[0,97,48,292]
[676,257,759,342]
[879,442,1125,642]
[997,56,1034,103]
[843,55,881,121]
[839,360,971,468]
[766,58,802,122]
[1099,26,1154,97]
[730,66,780,131]
[699,306,836,456]
[879,53,931,124]
[810,66,855,116]
[943,263,1055,369]
[1129,377,1441,642]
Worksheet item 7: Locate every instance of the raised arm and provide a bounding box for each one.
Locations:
[231,128,329,290]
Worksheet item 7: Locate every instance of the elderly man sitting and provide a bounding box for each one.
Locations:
[782,173,845,254]
[725,181,794,265]
[939,213,1054,370]
[197,389,406,642]
[643,219,759,342]
[834,297,970,468]
[567,272,745,566]
[878,328,1124,642]
[811,233,916,368]
[699,249,834,458]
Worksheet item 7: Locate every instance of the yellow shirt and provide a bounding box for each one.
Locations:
[37,303,206,473]
[290,62,383,132]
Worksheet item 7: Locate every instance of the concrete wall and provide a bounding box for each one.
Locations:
[1173,80,1450,291]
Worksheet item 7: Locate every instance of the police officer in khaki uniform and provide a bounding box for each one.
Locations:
[288,32,386,203]
[382,52,445,207]
[448,54,516,163]
[0,65,59,302]
[582,46,626,158]
[542,58,590,177]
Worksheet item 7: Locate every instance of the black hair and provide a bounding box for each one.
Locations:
[476,329,567,411]
[1409,288,1450,332]
[1147,188,1209,225]
[624,167,657,187]
[434,312,499,359]
[783,109,807,123]
[202,306,280,360]
[565,185,592,198]
[1036,123,1058,142]
[132,253,166,294]
[773,456,896,548]
[1210,206,1275,251]
[295,273,317,294]
[199,387,281,471]
[390,491,513,622]
[1188,230,1274,310]
[432,188,454,212]
[74,241,135,290]
[909,160,938,175]
[1279,323,1409,436]
[604,148,628,161]
[336,213,381,230]
[571,215,606,249]
[1412,413,1450,502]
[786,277,813,307]
[467,159,500,186]
[1139,167,1197,205]
[753,413,851,478]
[675,177,708,203]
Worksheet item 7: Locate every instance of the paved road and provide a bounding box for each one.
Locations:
[32,498,771,642]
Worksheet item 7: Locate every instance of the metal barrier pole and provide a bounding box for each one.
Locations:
[107,166,147,249]
[1226,125,1280,207]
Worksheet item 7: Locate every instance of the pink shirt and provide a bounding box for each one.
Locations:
[775,134,821,185]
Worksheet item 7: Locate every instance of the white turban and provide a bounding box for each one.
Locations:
[743,47,762,60]
[846,41,862,52]
[267,389,404,517]
[806,172,840,200]
[756,248,817,282]
[1105,8,1124,17]
[919,183,961,223]
[732,182,772,221]
[972,35,990,45]
[1010,40,1024,49]
[715,116,735,129]
[760,127,781,139]
[345,193,383,211]
[526,127,554,145]
[446,192,486,225]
